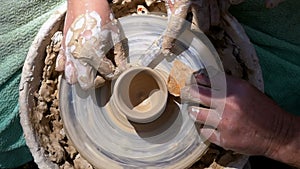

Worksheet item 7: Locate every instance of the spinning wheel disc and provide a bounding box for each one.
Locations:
[60,15,219,168]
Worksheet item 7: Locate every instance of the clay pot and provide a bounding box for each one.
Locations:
[19,2,261,169]
[111,66,168,123]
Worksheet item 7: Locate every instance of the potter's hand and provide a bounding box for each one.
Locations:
[162,0,285,54]
[181,70,300,167]
[161,0,235,54]
[56,0,128,89]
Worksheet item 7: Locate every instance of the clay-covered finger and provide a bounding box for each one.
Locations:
[65,50,105,90]
[64,61,78,84]
[65,11,117,80]
[188,106,221,128]
[110,19,128,71]
[180,84,212,107]
[97,57,117,80]
[94,75,106,88]
[77,64,97,90]
[162,0,191,54]
[69,56,97,90]
[75,34,117,80]
[165,0,175,15]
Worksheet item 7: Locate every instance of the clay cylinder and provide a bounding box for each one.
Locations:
[111,66,168,123]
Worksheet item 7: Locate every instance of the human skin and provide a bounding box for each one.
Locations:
[162,0,286,53]
[56,0,127,89]
[167,2,300,166]
[65,0,112,31]
[181,73,300,168]
[55,0,300,167]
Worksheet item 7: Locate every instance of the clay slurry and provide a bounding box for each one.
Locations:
[128,70,160,112]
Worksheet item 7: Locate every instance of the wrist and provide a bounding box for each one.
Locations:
[67,0,111,21]
[65,0,112,33]
[265,113,300,167]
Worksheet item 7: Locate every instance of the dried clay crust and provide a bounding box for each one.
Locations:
[167,60,194,97]
[24,0,264,168]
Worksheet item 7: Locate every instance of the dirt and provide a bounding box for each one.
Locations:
[29,1,247,169]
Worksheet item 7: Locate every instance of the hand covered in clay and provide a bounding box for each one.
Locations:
[162,0,285,53]
[56,0,128,89]
[181,70,300,167]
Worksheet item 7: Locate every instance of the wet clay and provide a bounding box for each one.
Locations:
[29,1,257,169]
[31,31,92,168]
[128,71,160,110]
[58,14,247,168]
[167,60,194,97]
[112,67,168,123]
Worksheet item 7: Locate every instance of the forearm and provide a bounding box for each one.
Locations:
[66,0,111,31]
[265,112,300,167]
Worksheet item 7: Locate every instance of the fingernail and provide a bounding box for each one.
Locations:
[65,62,77,84]
[188,106,200,122]
[193,69,211,86]
[180,85,199,102]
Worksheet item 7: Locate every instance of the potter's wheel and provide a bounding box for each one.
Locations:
[60,15,220,168]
